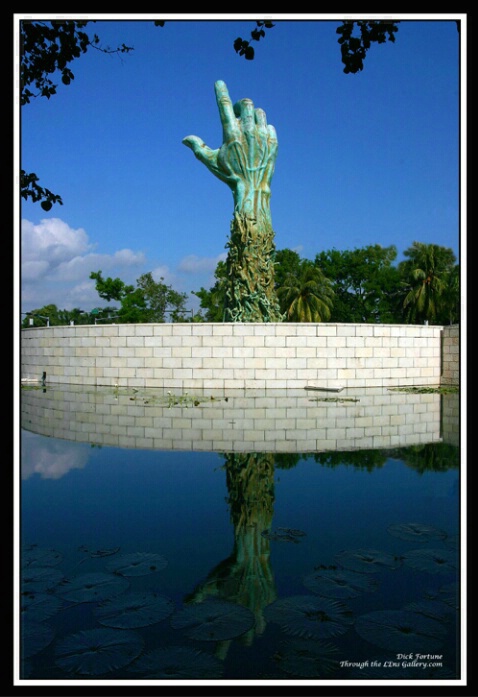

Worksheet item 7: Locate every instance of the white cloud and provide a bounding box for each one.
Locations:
[19,218,225,315]
[21,218,92,263]
[20,218,148,312]
[178,253,226,274]
[21,260,50,281]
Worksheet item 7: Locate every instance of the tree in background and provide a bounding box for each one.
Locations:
[440,264,460,325]
[315,245,402,323]
[20,304,118,327]
[277,260,334,322]
[192,260,228,322]
[397,242,457,324]
[89,270,188,323]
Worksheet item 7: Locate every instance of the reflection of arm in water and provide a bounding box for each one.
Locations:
[184,452,278,641]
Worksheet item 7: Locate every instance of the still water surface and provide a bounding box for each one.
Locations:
[20,427,460,683]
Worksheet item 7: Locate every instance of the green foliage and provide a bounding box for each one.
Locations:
[398,242,457,324]
[315,245,401,323]
[21,304,94,327]
[393,442,460,473]
[89,270,132,302]
[199,242,459,326]
[192,260,228,321]
[89,270,188,323]
[278,260,334,322]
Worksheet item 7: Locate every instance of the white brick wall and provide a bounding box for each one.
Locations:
[20,322,451,390]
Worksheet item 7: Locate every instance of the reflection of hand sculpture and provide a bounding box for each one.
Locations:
[183,80,278,224]
[184,452,277,656]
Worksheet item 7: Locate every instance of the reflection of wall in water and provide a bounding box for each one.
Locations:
[441,392,460,447]
[20,386,447,453]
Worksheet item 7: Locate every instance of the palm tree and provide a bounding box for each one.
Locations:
[440,264,460,325]
[278,261,334,322]
[399,242,456,324]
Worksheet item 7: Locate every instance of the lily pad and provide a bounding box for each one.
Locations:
[95,591,175,628]
[264,595,354,640]
[274,639,340,678]
[403,599,456,624]
[21,566,64,594]
[387,522,448,543]
[303,568,379,599]
[335,548,402,574]
[57,572,129,603]
[355,610,447,652]
[21,592,64,622]
[170,599,255,642]
[22,545,63,567]
[22,621,55,659]
[55,627,144,676]
[127,646,224,679]
[105,552,168,577]
[402,548,457,574]
[261,528,306,543]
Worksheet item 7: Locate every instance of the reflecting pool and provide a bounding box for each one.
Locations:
[18,386,462,685]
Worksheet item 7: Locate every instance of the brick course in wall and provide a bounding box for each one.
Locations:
[21,323,458,390]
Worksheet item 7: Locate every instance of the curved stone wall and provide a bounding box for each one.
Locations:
[20,322,455,391]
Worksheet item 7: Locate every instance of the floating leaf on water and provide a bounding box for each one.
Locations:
[86,546,121,558]
[94,591,175,629]
[274,639,340,678]
[105,552,168,577]
[21,545,63,568]
[335,548,402,574]
[21,592,64,623]
[21,566,64,594]
[264,595,354,640]
[170,599,255,642]
[402,548,457,574]
[57,572,129,603]
[354,610,447,652]
[127,646,224,679]
[303,568,379,599]
[278,527,306,537]
[261,527,305,543]
[55,627,144,676]
[403,599,456,624]
[22,621,55,658]
[387,522,448,543]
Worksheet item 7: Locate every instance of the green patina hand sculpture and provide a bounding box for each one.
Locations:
[183,80,283,322]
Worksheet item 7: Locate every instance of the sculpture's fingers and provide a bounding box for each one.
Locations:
[267,124,278,147]
[234,98,255,137]
[215,80,241,141]
[255,108,268,137]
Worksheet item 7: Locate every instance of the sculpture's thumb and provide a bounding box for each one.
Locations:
[182,136,217,167]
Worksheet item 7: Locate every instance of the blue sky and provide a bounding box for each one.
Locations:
[16,14,465,316]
